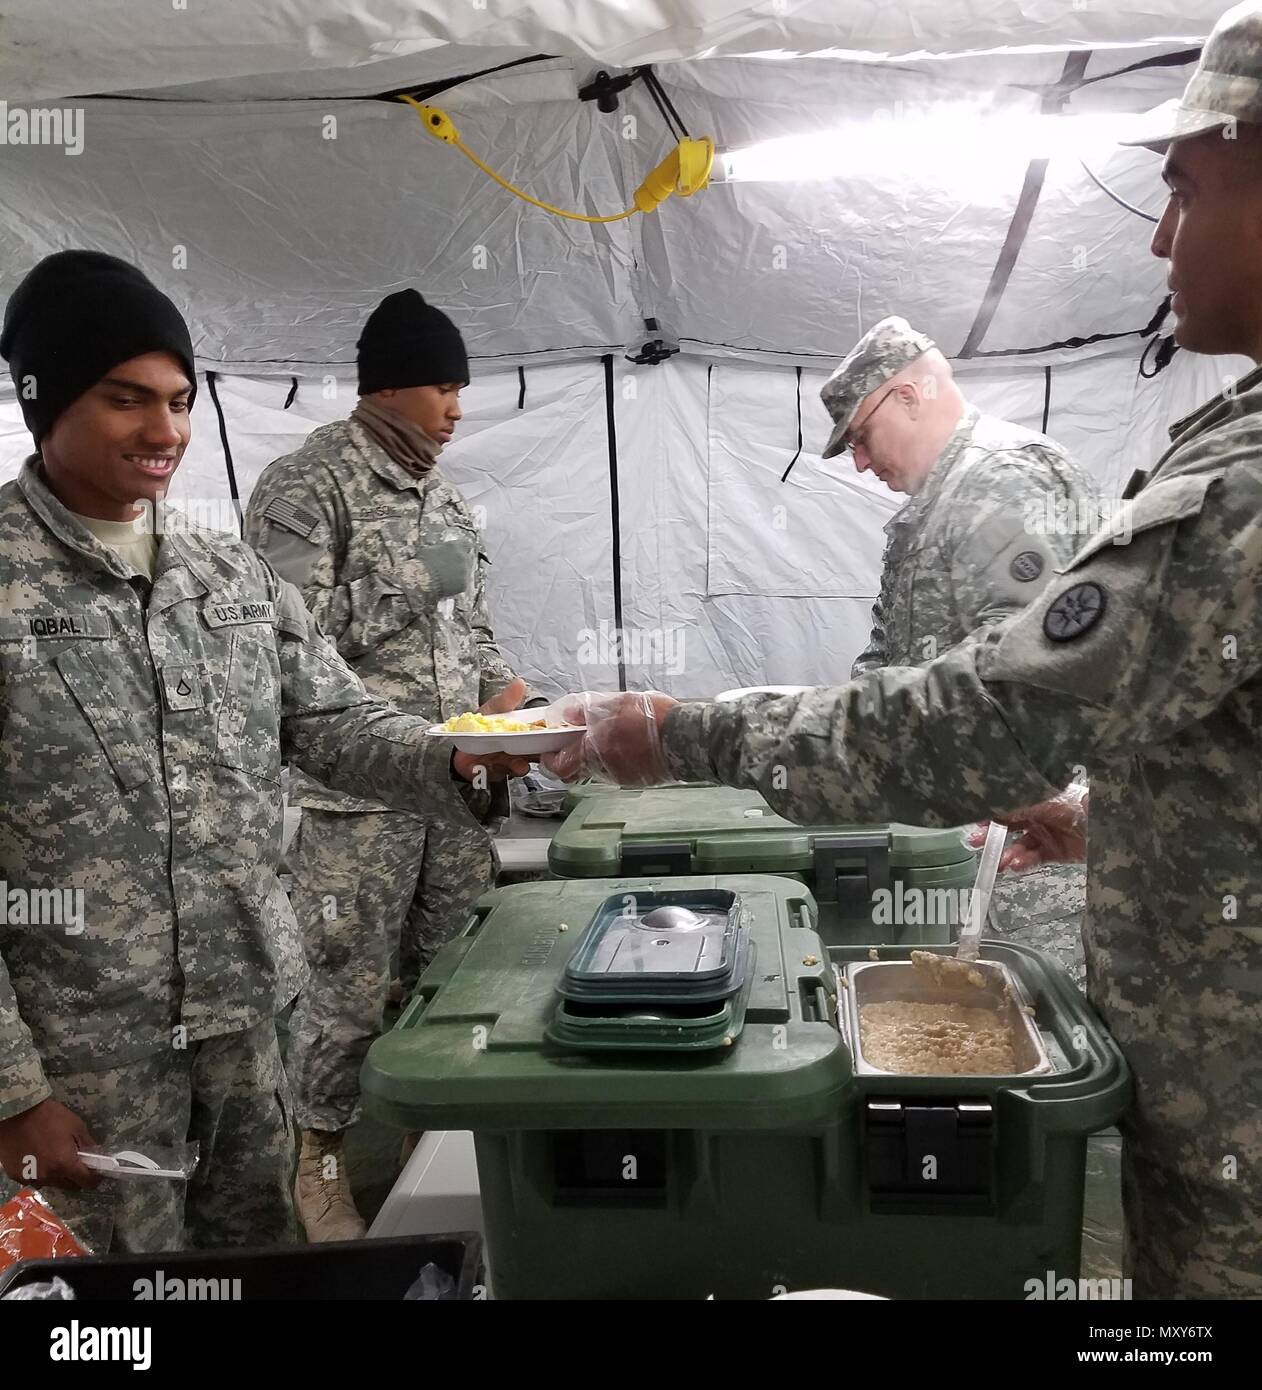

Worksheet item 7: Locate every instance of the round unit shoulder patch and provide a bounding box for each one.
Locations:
[1043,582,1106,642]
[1010,549,1045,583]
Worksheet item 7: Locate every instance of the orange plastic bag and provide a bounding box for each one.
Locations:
[0,1189,88,1270]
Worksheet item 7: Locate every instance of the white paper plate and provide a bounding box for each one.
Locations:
[425,723,585,755]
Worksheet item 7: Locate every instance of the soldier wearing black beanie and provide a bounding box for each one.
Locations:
[355,288,468,395]
[1,250,197,444]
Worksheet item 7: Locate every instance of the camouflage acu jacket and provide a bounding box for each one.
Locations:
[663,367,1262,1292]
[0,459,467,1117]
[852,407,1097,673]
[244,418,520,812]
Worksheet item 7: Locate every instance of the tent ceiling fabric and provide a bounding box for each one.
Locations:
[0,0,1225,103]
[0,46,1190,371]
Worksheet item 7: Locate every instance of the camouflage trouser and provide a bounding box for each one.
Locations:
[284,805,496,1132]
[2,1019,296,1255]
[985,861,1086,989]
[1109,1012,1262,1299]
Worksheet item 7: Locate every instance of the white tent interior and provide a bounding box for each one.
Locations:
[0,0,1248,698]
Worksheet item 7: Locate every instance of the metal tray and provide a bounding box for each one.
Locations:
[838,957,1054,1078]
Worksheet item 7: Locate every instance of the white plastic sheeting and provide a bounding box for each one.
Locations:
[0,54,1191,367]
[0,1,1240,699]
[0,1,1229,104]
[3,338,1246,698]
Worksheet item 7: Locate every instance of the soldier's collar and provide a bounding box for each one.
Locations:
[914,404,980,501]
[1167,361,1262,443]
[18,456,138,578]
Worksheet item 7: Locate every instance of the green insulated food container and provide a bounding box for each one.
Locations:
[362,876,1129,1300]
[548,784,975,945]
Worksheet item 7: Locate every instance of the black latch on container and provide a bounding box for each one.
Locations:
[812,832,892,912]
[864,1099,995,1215]
[621,841,693,876]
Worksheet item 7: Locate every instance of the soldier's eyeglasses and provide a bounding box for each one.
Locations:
[844,387,897,455]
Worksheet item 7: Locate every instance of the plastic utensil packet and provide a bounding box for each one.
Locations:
[76,1141,199,1181]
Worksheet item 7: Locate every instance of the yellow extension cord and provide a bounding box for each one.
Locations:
[397,94,713,221]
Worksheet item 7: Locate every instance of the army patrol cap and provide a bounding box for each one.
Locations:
[1123,2,1262,151]
[820,316,936,460]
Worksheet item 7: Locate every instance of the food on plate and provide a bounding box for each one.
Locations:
[441,712,552,734]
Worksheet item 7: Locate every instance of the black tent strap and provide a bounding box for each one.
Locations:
[680,326,1160,362]
[969,294,1171,358]
[517,366,526,409]
[960,50,1092,359]
[1042,366,1052,434]
[1047,46,1201,95]
[780,366,805,482]
[204,371,243,536]
[602,354,627,692]
[283,376,298,409]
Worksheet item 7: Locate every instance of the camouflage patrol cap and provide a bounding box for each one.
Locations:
[1122,2,1262,151]
[820,316,935,460]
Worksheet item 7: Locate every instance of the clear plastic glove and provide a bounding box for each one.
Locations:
[970,783,1089,871]
[539,690,678,786]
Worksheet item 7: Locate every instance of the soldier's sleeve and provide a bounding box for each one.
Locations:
[471,546,522,703]
[947,449,1095,635]
[0,952,54,1120]
[661,454,1261,830]
[245,461,447,662]
[263,566,467,820]
[850,592,889,677]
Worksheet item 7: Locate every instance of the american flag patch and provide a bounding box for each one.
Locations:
[262,496,321,539]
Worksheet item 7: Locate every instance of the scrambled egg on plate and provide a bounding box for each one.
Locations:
[441,712,551,733]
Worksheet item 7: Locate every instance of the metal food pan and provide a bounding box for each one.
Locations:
[838,958,1054,1078]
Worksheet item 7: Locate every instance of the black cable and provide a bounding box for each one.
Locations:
[375,55,558,104]
[75,54,560,103]
[517,366,526,409]
[780,367,804,482]
[640,67,690,140]
[1080,159,1159,223]
[205,371,243,535]
[1041,367,1052,434]
[1139,334,1179,378]
[283,376,298,409]
[602,354,627,692]
[637,68,686,141]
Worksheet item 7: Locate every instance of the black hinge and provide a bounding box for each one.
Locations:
[812,832,892,911]
[864,1099,995,1215]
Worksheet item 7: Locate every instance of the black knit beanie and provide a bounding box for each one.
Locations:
[357,290,469,394]
[0,250,197,444]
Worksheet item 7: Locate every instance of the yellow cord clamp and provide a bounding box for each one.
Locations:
[398,95,713,222]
